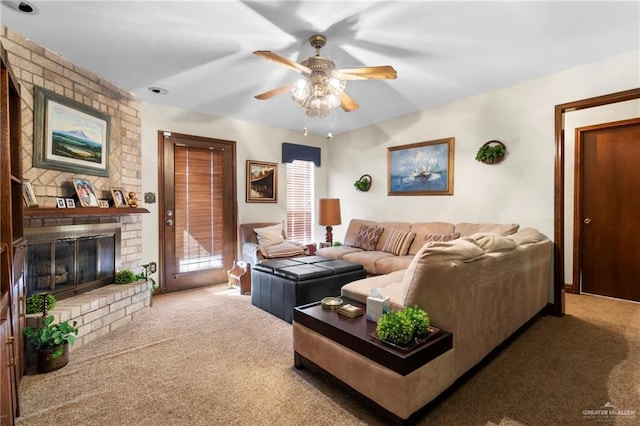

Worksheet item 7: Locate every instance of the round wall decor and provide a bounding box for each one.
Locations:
[476,140,506,164]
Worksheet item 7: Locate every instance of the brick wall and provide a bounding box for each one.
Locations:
[1,26,143,268]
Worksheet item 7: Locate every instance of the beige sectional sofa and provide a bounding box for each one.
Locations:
[316,218,520,275]
[294,219,553,422]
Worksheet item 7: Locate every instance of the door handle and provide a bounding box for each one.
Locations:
[166,219,173,226]
[584,218,592,224]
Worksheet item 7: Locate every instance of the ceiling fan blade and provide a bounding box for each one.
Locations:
[340,92,359,112]
[254,83,294,100]
[253,50,311,74]
[334,65,398,80]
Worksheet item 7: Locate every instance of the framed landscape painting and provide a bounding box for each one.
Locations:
[246,160,277,203]
[33,86,111,177]
[387,137,455,196]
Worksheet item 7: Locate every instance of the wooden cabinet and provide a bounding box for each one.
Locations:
[1,40,24,424]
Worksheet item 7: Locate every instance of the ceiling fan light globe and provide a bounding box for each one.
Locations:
[328,77,346,95]
[291,79,309,100]
[305,106,331,118]
[325,94,340,108]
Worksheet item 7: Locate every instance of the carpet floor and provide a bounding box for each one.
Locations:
[16,285,639,425]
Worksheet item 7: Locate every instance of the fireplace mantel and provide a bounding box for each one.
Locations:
[25,207,150,218]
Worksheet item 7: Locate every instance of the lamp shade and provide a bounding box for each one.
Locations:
[318,198,341,226]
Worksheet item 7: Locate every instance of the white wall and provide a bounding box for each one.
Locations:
[326,50,639,287]
[140,103,328,270]
[140,50,639,290]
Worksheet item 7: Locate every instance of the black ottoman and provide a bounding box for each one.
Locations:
[251,256,366,323]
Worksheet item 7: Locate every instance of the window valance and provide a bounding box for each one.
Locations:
[282,142,321,167]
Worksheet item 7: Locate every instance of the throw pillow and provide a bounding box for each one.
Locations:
[352,224,384,251]
[254,223,284,247]
[382,229,416,256]
[259,241,305,258]
[424,232,460,243]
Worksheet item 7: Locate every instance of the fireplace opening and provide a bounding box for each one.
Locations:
[24,224,121,300]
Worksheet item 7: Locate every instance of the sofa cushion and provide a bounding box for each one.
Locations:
[343,219,378,246]
[352,224,384,251]
[254,223,285,247]
[258,240,305,258]
[424,232,460,243]
[316,245,363,260]
[400,239,485,305]
[342,251,395,275]
[374,255,414,275]
[375,222,412,251]
[341,270,405,304]
[467,233,517,252]
[454,222,519,237]
[382,229,416,256]
[407,222,456,255]
[507,227,547,246]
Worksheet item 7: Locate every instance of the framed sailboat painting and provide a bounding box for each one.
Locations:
[387,137,455,196]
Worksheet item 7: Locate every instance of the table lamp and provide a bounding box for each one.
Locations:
[318,198,341,245]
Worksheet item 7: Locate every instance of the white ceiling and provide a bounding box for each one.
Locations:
[1,1,638,136]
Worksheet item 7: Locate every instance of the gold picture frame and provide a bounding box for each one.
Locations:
[22,180,38,207]
[387,137,455,196]
[246,160,277,203]
[110,187,129,208]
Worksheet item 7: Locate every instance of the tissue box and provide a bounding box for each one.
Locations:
[366,296,390,323]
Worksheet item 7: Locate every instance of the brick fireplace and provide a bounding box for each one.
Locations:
[23,217,151,362]
[24,223,121,300]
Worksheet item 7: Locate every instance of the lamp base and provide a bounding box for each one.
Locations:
[324,226,333,246]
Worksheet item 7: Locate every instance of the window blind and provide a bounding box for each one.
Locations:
[286,160,314,242]
[174,146,224,273]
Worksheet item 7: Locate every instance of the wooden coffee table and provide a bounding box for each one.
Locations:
[293,299,453,424]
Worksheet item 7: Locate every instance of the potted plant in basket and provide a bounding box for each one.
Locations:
[353,174,372,192]
[23,315,78,373]
[475,140,506,164]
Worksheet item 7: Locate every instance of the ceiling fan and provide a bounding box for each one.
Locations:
[253,34,397,117]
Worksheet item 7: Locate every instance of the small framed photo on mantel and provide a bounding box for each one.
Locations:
[110,187,129,208]
[72,178,99,207]
[22,180,38,207]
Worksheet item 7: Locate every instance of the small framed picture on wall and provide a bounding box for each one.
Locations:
[246,160,277,203]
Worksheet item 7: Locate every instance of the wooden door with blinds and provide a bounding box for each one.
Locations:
[159,131,237,293]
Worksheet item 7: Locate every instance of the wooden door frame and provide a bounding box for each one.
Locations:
[553,88,640,316]
[157,130,238,293]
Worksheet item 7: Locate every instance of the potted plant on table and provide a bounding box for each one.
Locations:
[23,315,78,373]
[375,306,432,349]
